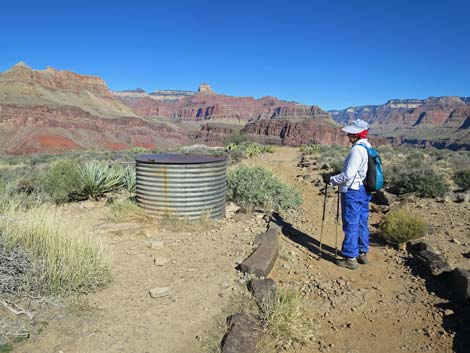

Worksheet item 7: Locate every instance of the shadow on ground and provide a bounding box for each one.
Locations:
[272,212,337,264]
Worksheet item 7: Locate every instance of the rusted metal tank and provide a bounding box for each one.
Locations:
[135,154,226,219]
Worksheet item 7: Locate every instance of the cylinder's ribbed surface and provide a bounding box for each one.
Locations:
[135,154,227,219]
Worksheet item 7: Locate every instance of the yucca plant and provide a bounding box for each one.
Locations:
[79,161,125,199]
[123,164,136,193]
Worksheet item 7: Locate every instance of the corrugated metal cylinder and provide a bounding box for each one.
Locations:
[135,154,226,220]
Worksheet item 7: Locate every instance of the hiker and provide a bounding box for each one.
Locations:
[322,119,372,270]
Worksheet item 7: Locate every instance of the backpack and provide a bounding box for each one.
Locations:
[357,143,384,193]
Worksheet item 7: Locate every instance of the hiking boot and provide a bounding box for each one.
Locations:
[336,257,358,270]
[357,252,369,265]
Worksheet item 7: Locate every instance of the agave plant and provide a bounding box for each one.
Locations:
[123,164,136,193]
[79,161,126,199]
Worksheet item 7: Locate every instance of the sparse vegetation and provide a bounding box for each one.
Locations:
[38,159,83,203]
[379,208,427,244]
[299,143,320,155]
[256,289,314,352]
[0,343,13,353]
[453,169,470,191]
[108,198,155,223]
[387,163,449,197]
[227,165,302,211]
[0,205,111,295]
[316,145,348,172]
[225,142,274,158]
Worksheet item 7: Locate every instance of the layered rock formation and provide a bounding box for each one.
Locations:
[241,118,389,147]
[0,63,188,154]
[113,87,329,121]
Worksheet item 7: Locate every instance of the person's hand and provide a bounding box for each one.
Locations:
[322,173,332,184]
[322,171,341,184]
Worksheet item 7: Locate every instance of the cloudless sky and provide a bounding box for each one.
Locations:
[1,0,469,110]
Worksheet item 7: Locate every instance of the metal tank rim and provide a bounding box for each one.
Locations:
[135,153,226,165]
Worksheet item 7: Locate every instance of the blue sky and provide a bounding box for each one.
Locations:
[1,0,469,110]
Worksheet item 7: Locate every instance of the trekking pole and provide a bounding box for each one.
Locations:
[318,182,328,260]
[335,186,340,259]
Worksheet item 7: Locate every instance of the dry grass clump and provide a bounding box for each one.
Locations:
[379,208,427,244]
[0,204,111,295]
[108,199,213,232]
[108,199,156,224]
[257,289,314,352]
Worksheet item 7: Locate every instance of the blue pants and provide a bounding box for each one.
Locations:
[341,185,371,258]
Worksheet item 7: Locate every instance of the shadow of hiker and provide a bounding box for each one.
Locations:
[404,256,470,353]
[271,212,338,264]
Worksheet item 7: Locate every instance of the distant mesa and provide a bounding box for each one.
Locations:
[122,88,146,93]
[198,83,213,93]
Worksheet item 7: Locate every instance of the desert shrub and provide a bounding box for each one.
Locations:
[379,208,427,244]
[79,161,126,199]
[387,164,449,197]
[316,145,348,172]
[0,205,111,295]
[224,131,248,146]
[38,159,83,203]
[227,165,302,211]
[225,142,274,158]
[453,169,470,191]
[257,289,314,352]
[299,143,320,155]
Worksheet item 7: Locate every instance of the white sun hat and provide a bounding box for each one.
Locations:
[341,119,370,134]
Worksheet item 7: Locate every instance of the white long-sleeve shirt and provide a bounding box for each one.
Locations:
[330,139,370,193]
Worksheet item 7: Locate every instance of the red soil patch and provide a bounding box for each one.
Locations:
[8,134,81,154]
[133,142,157,149]
[102,141,129,150]
[36,135,80,149]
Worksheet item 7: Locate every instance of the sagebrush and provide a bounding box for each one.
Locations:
[387,164,449,197]
[227,165,302,211]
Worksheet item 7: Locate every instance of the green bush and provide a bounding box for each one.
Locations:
[39,159,83,203]
[387,164,449,198]
[453,169,470,191]
[379,208,427,244]
[227,165,302,211]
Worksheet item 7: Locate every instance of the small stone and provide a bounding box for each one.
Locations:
[149,287,170,298]
[153,257,169,266]
[451,238,461,245]
[148,240,164,250]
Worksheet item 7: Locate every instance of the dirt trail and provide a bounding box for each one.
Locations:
[248,148,461,353]
[15,147,466,353]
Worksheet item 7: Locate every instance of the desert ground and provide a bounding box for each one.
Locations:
[1,147,469,353]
